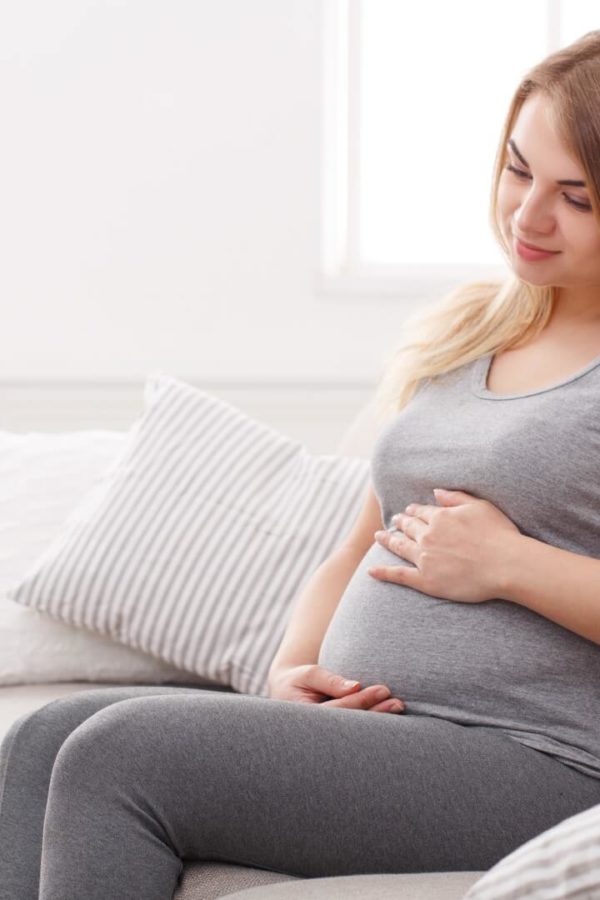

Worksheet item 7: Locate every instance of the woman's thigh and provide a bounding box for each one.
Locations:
[0,684,225,900]
[39,691,600,900]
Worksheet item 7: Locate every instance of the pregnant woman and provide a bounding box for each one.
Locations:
[3,30,600,900]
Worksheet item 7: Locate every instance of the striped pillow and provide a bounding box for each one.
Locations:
[7,373,370,696]
[464,802,600,899]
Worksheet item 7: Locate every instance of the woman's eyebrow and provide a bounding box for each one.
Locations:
[507,138,587,187]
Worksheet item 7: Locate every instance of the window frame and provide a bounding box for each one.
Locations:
[316,0,564,302]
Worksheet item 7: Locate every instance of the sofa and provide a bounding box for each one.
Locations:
[2,384,585,899]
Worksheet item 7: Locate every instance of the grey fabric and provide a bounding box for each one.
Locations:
[221,872,484,900]
[0,684,297,900]
[2,686,600,899]
[0,685,232,900]
[0,682,229,742]
[320,352,600,779]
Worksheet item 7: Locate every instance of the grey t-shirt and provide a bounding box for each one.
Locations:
[319,350,600,779]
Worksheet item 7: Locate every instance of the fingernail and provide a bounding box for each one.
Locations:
[375,687,390,700]
[342,679,359,688]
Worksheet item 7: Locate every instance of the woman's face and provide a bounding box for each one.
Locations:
[497,92,600,294]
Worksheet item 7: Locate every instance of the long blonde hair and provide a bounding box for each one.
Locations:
[372,29,600,425]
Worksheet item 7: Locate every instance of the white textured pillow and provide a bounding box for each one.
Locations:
[7,374,370,696]
[464,802,600,899]
[0,429,214,686]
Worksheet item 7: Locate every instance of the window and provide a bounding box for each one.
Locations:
[319,0,599,300]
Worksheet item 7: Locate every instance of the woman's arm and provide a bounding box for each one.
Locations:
[268,478,384,680]
[267,545,365,680]
[502,533,600,645]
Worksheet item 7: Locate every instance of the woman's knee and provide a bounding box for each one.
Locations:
[1,689,151,773]
[13,689,122,738]
[49,697,161,799]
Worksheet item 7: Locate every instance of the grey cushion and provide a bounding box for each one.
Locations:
[220,871,485,899]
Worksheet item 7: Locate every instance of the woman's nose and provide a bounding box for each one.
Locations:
[513,189,555,235]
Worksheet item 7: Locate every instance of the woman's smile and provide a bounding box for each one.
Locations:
[514,236,561,261]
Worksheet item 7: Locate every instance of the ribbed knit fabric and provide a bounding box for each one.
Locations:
[320,350,600,778]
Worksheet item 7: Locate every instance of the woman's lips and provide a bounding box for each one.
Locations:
[514,237,560,261]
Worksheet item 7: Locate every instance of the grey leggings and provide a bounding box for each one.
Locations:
[2,685,600,900]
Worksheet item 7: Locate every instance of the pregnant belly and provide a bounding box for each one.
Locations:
[317,542,568,718]
[318,543,457,705]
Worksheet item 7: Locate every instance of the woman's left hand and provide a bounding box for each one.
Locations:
[370,488,521,603]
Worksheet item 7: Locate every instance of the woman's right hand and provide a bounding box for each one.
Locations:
[267,663,405,714]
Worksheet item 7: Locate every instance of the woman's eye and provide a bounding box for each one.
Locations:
[503,164,592,212]
[505,163,529,180]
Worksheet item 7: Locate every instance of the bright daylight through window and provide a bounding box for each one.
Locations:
[333,0,599,284]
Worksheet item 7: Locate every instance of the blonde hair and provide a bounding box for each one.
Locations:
[372,29,600,425]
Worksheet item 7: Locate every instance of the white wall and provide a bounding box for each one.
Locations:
[0,0,421,444]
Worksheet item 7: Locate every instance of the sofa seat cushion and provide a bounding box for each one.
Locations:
[174,862,299,899]
[221,871,485,899]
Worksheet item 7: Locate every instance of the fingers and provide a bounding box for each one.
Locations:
[370,698,405,714]
[304,665,363,700]
[322,684,405,714]
[283,666,406,714]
